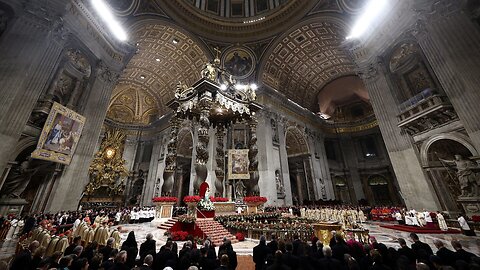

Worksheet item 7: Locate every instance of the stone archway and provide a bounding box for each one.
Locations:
[420,134,477,213]
[175,127,193,203]
[285,127,313,205]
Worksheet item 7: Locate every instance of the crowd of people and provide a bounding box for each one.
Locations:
[252,233,479,270]
[8,231,238,270]
[0,207,156,241]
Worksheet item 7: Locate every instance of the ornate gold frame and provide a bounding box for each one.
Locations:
[32,102,86,165]
[227,149,250,180]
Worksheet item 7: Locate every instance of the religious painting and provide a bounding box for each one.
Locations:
[31,102,86,165]
[233,128,246,149]
[222,47,255,79]
[227,149,250,180]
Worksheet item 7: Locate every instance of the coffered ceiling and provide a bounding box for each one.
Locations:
[107,22,210,125]
[261,19,355,111]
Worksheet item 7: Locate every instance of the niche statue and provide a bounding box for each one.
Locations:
[1,158,51,199]
[440,155,480,197]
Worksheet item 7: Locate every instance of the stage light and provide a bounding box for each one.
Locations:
[346,0,387,40]
[91,0,128,41]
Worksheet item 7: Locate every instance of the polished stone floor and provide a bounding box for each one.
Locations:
[0,221,478,265]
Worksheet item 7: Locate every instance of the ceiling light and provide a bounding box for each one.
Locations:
[317,112,331,120]
[91,0,128,42]
[155,58,160,62]
[346,0,388,40]
[172,38,179,44]
[220,84,227,90]
[235,84,245,90]
[216,108,224,113]
[140,75,146,80]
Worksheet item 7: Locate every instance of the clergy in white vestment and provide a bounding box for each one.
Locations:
[436,212,448,231]
[458,215,476,236]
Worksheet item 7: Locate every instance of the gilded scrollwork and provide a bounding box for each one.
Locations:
[85,129,128,196]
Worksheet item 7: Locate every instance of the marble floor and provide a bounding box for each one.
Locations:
[0,221,478,264]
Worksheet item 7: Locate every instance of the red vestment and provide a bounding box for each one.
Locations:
[199,182,209,198]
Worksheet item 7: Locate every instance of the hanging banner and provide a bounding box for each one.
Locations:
[31,102,86,165]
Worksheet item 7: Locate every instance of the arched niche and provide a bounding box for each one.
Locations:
[420,133,477,213]
[285,126,313,205]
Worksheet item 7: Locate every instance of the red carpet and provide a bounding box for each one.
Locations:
[380,224,461,234]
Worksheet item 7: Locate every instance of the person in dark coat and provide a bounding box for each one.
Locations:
[409,233,433,264]
[99,237,114,262]
[121,231,139,268]
[451,240,477,263]
[199,247,218,270]
[218,240,237,270]
[154,241,177,269]
[216,254,230,270]
[433,239,456,266]
[369,236,388,261]
[109,250,130,270]
[139,233,156,262]
[267,235,278,255]
[139,254,154,270]
[10,240,39,270]
[332,234,349,264]
[253,236,271,270]
[318,246,342,270]
[65,236,82,256]
[397,238,416,265]
[267,251,291,270]
[282,243,299,270]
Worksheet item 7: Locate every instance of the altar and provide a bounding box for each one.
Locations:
[313,222,343,246]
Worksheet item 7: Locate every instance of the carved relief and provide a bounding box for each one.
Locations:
[67,49,92,76]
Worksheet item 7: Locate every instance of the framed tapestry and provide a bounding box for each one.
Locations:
[31,102,86,165]
[227,149,250,180]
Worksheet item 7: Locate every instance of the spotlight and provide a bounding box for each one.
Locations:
[91,0,128,41]
[346,0,388,40]
[250,83,258,90]
[220,84,227,90]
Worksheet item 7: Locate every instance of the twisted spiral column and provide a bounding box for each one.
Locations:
[161,117,180,196]
[193,94,212,193]
[248,115,260,196]
[214,125,226,197]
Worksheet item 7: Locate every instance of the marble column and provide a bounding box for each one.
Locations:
[0,14,67,176]
[45,62,121,211]
[360,62,441,210]
[414,2,480,151]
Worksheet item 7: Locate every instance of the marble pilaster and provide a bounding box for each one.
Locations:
[45,63,120,211]
[142,137,162,205]
[361,62,441,210]
[0,13,66,177]
[414,3,480,151]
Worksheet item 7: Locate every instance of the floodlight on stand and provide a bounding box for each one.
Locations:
[346,0,388,40]
[91,0,128,41]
